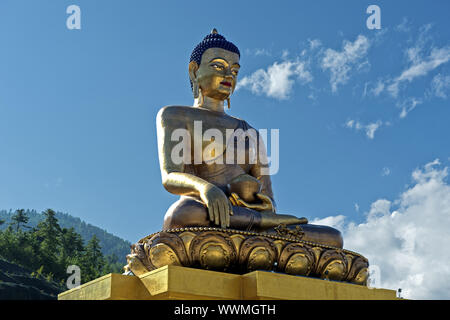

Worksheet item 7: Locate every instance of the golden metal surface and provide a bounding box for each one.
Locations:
[124,254,149,277]
[59,265,399,300]
[149,243,182,269]
[139,265,242,300]
[240,269,397,300]
[127,228,369,285]
[229,234,246,252]
[179,231,196,252]
[58,273,152,300]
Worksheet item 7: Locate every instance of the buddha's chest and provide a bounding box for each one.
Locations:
[186,121,258,165]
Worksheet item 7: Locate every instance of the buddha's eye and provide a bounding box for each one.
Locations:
[211,63,224,70]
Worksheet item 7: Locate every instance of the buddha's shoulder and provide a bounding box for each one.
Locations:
[157,105,193,120]
[157,105,246,125]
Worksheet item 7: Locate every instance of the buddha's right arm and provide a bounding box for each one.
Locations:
[156,107,207,196]
[161,171,210,198]
[156,106,233,227]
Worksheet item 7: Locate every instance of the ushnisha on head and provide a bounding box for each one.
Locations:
[189,29,240,108]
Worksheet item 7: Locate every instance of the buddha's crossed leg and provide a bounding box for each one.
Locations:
[163,197,343,248]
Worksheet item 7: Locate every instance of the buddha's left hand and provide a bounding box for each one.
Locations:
[230,192,275,212]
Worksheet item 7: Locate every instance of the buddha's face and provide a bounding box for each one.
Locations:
[190,47,240,101]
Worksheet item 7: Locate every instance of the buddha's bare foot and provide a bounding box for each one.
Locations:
[265,223,344,248]
[259,212,308,229]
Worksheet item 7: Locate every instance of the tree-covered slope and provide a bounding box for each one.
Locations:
[0,209,131,263]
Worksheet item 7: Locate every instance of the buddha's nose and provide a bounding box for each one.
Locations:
[225,69,234,78]
[224,73,234,82]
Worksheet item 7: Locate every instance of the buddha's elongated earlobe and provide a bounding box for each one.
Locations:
[189,60,200,99]
[198,87,204,107]
[227,98,231,109]
[193,79,199,99]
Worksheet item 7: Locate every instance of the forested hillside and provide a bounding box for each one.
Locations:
[0,209,132,299]
[0,209,131,262]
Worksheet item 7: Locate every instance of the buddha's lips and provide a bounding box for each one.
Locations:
[221,81,232,87]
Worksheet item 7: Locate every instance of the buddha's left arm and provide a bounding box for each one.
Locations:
[249,129,277,212]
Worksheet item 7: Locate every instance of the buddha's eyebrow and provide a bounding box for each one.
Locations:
[209,58,240,68]
[209,57,228,64]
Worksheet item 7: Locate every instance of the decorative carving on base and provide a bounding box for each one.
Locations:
[125,227,369,286]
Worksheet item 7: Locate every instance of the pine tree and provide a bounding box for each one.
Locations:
[82,235,105,282]
[58,227,85,275]
[103,253,124,274]
[10,209,30,232]
[35,209,62,275]
[60,227,84,258]
[0,208,125,287]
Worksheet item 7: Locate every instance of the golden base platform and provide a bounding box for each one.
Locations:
[58,265,398,300]
[125,227,370,286]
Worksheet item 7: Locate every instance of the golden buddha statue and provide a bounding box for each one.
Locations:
[156,29,342,248]
[125,30,369,285]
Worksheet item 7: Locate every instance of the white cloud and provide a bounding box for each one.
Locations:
[382,167,391,176]
[430,73,450,99]
[371,80,385,96]
[308,39,322,50]
[357,60,371,72]
[321,35,371,92]
[395,17,411,33]
[399,46,450,82]
[362,79,386,97]
[362,82,369,98]
[388,45,450,97]
[307,92,317,101]
[255,48,270,56]
[346,119,383,139]
[311,215,346,232]
[237,60,312,100]
[365,121,382,139]
[314,160,450,299]
[397,97,423,118]
[386,24,449,97]
[245,48,271,57]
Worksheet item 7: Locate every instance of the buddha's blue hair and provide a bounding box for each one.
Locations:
[190,31,240,66]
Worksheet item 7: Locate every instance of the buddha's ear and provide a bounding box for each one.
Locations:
[188,61,199,81]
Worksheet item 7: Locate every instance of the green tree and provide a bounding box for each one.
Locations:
[60,227,84,257]
[35,209,62,275]
[10,209,30,232]
[58,227,85,275]
[0,219,4,226]
[81,235,105,282]
[0,225,18,260]
[0,208,126,288]
[103,253,124,274]
[37,209,61,250]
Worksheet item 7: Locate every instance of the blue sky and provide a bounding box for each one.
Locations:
[1,0,450,298]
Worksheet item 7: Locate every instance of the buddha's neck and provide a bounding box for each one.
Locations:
[194,96,225,113]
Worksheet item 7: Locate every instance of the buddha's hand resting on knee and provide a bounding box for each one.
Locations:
[230,192,275,212]
[200,183,233,228]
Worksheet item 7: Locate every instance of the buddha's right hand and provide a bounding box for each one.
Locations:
[200,184,233,228]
